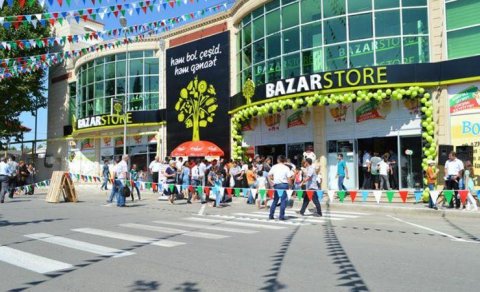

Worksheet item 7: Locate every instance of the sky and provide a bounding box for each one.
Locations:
[19,0,232,142]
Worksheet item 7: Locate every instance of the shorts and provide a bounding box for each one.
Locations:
[372,174,380,184]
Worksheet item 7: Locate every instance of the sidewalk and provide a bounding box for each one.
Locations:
[47,184,480,219]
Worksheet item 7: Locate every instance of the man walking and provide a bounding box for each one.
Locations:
[115,155,129,207]
[298,158,322,217]
[336,153,348,191]
[7,155,18,198]
[444,151,463,209]
[100,159,110,191]
[149,156,161,193]
[268,155,293,221]
[0,158,10,203]
[362,150,371,189]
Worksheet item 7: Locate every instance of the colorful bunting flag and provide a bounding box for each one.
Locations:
[267,189,275,199]
[234,188,240,197]
[373,191,382,204]
[349,190,357,202]
[458,190,468,205]
[296,190,303,201]
[414,190,424,203]
[429,190,439,205]
[259,189,266,200]
[386,190,395,203]
[328,190,335,203]
[399,190,408,203]
[338,191,346,203]
[306,190,314,200]
[316,190,324,202]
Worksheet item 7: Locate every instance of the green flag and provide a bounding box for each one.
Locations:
[196,186,203,195]
[169,184,174,192]
[259,189,266,200]
[145,182,152,189]
[338,191,346,203]
[443,190,454,204]
[234,188,240,197]
[296,190,304,200]
[386,190,395,203]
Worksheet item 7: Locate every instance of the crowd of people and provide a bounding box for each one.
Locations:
[0,155,37,203]
[359,150,400,191]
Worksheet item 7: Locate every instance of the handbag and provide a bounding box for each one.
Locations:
[123,186,131,197]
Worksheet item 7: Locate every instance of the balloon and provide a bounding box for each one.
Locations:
[419,88,425,94]
[386,89,392,95]
[426,136,433,142]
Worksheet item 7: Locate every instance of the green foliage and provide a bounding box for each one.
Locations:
[0,1,50,146]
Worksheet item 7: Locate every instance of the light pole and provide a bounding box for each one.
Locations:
[120,16,128,156]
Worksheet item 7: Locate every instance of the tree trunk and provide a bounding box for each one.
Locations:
[192,117,200,141]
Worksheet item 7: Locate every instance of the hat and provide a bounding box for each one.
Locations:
[427,160,436,165]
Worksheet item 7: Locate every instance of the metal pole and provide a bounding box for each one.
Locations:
[121,19,129,156]
[33,98,38,162]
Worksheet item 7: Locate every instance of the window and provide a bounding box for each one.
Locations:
[446,0,480,31]
[243,23,252,46]
[403,36,429,63]
[253,17,265,40]
[349,13,372,41]
[402,0,426,7]
[448,26,480,59]
[324,17,346,44]
[283,53,301,78]
[68,82,76,123]
[349,40,374,68]
[301,0,321,23]
[283,27,300,54]
[348,0,371,13]
[253,63,266,85]
[242,45,252,68]
[375,37,402,65]
[267,58,281,82]
[267,33,281,58]
[266,10,281,35]
[402,8,428,35]
[145,58,159,75]
[302,21,322,49]
[253,40,265,64]
[325,44,347,70]
[375,10,400,37]
[302,48,323,74]
[282,3,299,29]
[323,0,346,18]
[374,0,399,10]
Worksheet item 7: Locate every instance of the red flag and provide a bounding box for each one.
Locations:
[49,18,56,26]
[113,11,119,18]
[152,183,157,192]
[169,0,175,8]
[267,189,274,199]
[142,6,147,14]
[19,0,26,8]
[458,190,468,205]
[87,8,93,15]
[226,188,232,195]
[81,15,88,22]
[204,187,210,195]
[188,185,194,192]
[306,190,314,200]
[13,22,21,30]
[349,190,357,202]
[399,190,408,203]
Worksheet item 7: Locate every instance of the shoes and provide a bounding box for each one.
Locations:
[279,217,286,221]
[433,206,438,210]
[296,210,305,216]
[187,200,192,204]
[312,213,322,217]
[0,199,4,203]
[269,216,274,220]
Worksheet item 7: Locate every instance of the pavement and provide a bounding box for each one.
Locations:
[0,184,479,291]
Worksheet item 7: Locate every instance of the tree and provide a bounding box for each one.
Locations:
[0,1,50,148]
[175,76,218,141]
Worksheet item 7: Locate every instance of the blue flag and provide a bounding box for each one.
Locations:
[316,190,324,202]
[362,191,369,202]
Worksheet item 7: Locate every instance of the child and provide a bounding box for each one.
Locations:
[212,170,224,207]
[256,170,267,209]
[426,160,438,209]
[464,161,478,211]
[246,164,256,204]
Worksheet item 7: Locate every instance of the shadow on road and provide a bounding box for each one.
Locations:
[0,218,65,228]
[324,204,369,291]
[173,281,200,292]
[259,224,301,291]
[441,213,480,242]
[128,280,161,291]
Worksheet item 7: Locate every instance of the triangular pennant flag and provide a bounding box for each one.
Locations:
[338,191,346,203]
[386,190,395,203]
[234,188,240,197]
[197,186,203,196]
[458,190,468,205]
[399,190,408,203]
[242,188,248,198]
[373,191,382,204]
[226,187,232,196]
[188,185,194,192]
[268,189,275,199]
[204,186,210,197]
[349,190,357,202]
[277,189,285,198]
[306,190,314,200]
[361,191,369,202]
[251,189,258,198]
[429,190,440,205]
[215,187,222,206]
[414,190,424,203]
[145,182,151,189]
[296,189,304,201]
[328,190,335,203]
[259,189,266,200]
[176,185,181,193]
[316,190,324,202]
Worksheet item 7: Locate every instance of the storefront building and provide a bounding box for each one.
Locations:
[46,0,480,190]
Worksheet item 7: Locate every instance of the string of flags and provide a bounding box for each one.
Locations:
[0,0,200,11]
[0,0,227,29]
[14,179,50,193]
[67,172,480,205]
[0,0,227,52]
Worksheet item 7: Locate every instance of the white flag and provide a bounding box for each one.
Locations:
[373,191,382,204]
[286,190,294,200]
[429,190,439,204]
[251,189,258,197]
[328,190,336,203]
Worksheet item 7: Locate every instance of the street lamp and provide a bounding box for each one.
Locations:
[120,16,128,156]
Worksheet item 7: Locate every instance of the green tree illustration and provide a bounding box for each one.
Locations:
[175,76,218,141]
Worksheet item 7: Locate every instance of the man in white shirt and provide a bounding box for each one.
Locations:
[268,155,293,220]
[298,158,322,217]
[198,159,207,186]
[362,150,371,189]
[0,157,10,203]
[303,145,316,162]
[115,155,129,207]
[149,156,161,193]
[444,151,464,209]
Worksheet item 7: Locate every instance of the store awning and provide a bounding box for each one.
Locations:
[171,140,224,157]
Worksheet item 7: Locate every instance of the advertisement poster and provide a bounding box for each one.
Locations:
[449,85,480,115]
[329,105,349,122]
[101,137,112,148]
[129,135,146,146]
[356,100,391,123]
[166,31,230,158]
[114,137,124,147]
[287,109,310,128]
[80,138,95,150]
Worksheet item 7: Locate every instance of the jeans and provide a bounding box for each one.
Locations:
[101,175,109,190]
[362,168,371,189]
[131,184,141,201]
[337,175,347,191]
[428,183,435,208]
[115,180,126,207]
[446,176,460,208]
[0,175,9,202]
[299,189,322,215]
[379,175,390,190]
[269,183,289,220]
[108,179,122,203]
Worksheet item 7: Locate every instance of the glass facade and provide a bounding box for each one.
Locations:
[76,50,160,119]
[446,0,480,59]
[237,0,430,90]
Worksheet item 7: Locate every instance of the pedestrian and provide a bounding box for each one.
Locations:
[388,149,398,189]
[362,150,371,189]
[115,155,130,207]
[336,153,348,191]
[463,161,478,211]
[212,169,224,207]
[303,144,316,161]
[230,161,243,188]
[268,155,293,220]
[370,152,382,190]
[25,163,36,195]
[298,158,322,217]
[129,164,141,201]
[256,170,268,209]
[190,160,201,202]
[180,161,192,204]
[100,159,110,191]
[106,158,119,204]
[444,151,463,209]
[199,159,207,187]
[7,155,18,198]
[17,161,29,195]
[377,154,391,190]
[149,156,161,193]
[0,157,10,203]
[426,160,439,209]
[164,160,178,204]
[246,164,257,204]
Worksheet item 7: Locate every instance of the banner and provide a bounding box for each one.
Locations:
[355,100,391,123]
[166,31,230,157]
[449,84,480,116]
[287,109,309,128]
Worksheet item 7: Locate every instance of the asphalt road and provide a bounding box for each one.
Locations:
[0,185,479,292]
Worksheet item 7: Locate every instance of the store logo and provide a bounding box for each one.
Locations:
[462,121,480,136]
[77,113,133,129]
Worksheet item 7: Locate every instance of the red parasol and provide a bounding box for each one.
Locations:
[171,140,224,157]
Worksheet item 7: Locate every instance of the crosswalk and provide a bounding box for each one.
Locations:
[0,210,367,275]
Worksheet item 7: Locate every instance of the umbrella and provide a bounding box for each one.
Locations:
[171,140,224,157]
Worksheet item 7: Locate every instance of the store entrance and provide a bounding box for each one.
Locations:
[256,144,286,163]
[357,137,399,189]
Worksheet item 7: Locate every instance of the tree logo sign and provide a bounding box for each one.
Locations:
[175,76,218,141]
[166,31,230,157]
